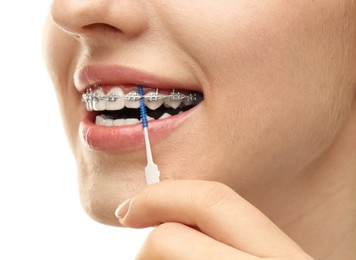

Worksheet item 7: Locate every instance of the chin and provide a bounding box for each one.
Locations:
[77,162,146,226]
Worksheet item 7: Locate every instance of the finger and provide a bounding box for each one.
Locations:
[136,222,259,260]
[116,180,304,258]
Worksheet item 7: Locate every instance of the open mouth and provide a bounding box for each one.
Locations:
[82,86,204,127]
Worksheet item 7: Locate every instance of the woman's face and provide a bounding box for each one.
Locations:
[44,0,356,225]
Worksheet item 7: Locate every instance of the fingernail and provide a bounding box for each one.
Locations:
[115,198,131,220]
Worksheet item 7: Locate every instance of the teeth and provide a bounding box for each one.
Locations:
[125,118,140,125]
[85,87,204,126]
[113,119,125,126]
[95,115,113,126]
[96,115,141,126]
[92,88,106,111]
[183,99,194,106]
[164,98,181,109]
[82,93,94,111]
[159,113,171,119]
[83,87,203,110]
[95,115,106,125]
[163,91,182,109]
[140,115,155,123]
[104,119,114,126]
[144,91,164,110]
[106,87,125,111]
[125,91,141,109]
[95,113,175,126]
[184,92,203,106]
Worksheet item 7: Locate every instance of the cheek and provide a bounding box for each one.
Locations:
[43,18,81,148]
[161,1,354,177]
[204,78,353,192]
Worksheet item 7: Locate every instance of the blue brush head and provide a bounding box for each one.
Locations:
[137,85,148,128]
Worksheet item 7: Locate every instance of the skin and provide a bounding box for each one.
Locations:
[43,0,356,259]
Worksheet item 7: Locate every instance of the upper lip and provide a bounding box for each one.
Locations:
[74,65,200,93]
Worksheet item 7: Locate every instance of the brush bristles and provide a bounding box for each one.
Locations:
[137,85,148,128]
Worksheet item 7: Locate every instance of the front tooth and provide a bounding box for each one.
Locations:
[92,88,106,111]
[144,91,164,110]
[106,87,125,111]
[125,91,140,109]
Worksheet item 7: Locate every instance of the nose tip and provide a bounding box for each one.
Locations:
[50,0,148,40]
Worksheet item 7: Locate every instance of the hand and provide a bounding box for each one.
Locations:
[115,180,313,259]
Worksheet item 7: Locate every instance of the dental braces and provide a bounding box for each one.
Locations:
[82,88,203,108]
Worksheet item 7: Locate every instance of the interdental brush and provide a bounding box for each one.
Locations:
[137,85,160,185]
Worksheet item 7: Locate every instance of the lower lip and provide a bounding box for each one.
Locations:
[79,106,199,152]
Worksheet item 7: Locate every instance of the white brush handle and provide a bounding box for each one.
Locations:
[143,128,160,185]
[145,162,160,185]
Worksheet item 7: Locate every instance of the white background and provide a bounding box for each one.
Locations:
[0,2,150,259]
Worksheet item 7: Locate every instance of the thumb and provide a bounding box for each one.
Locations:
[115,180,305,257]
